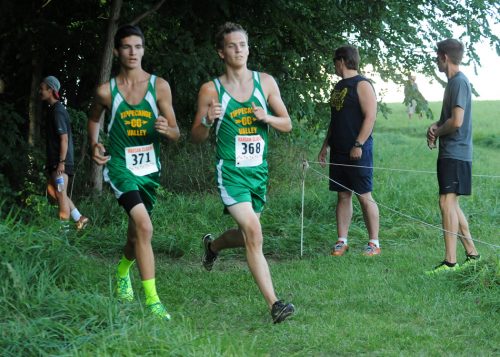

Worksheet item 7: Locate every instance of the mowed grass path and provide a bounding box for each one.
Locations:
[1,101,499,356]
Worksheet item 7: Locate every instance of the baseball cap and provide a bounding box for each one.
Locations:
[43,76,61,99]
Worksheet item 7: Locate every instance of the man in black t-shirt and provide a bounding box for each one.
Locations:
[40,76,88,230]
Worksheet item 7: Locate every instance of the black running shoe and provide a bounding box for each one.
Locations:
[202,234,218,271]
[271,300,295,324]
[465,253,481,262]
[463,253,481,268]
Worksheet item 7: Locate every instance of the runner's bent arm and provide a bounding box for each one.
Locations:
[258,73,292,133]
[88,83,111,165]
[191,81,220,143]
[155,77,180,141]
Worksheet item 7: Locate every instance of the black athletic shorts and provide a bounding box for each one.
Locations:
[437,158,471,195]
[329,149,373,194]
[118,190,149,215]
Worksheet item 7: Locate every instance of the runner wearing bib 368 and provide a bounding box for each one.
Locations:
[214,71,269,213]
[191,22,295,324]
[88,25,179,320]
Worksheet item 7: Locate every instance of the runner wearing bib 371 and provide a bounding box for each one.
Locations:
[88,25,179,321]
[191,22,295,324]
[214,71,269,213]
[104,75,162,213]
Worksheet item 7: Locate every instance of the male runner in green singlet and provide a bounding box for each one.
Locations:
[191,22,295,324]
[88,25,179,320]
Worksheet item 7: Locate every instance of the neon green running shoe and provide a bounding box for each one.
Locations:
[425,261,460,275]
[146,302,171,321]
[116,274,134,302]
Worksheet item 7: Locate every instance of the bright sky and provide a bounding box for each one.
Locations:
[375,24,500,103]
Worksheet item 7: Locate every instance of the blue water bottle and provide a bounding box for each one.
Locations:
[56,175,64,192]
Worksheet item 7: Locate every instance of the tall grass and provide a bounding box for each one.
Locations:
[1,101,499,356]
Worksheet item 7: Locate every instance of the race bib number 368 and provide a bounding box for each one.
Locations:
[125,144,158,176]
[235,135,265,167]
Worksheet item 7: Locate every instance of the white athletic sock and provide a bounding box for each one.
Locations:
[369,239,380,248]
[71,208,82,222]
[338,237,348,244]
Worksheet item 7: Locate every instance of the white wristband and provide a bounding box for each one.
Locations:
[201,116,213,128]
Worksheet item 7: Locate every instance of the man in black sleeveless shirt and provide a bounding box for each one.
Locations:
[318,45,381,257]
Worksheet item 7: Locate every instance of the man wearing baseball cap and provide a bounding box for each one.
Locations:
[43,76,61,99]
[40,75,89,230]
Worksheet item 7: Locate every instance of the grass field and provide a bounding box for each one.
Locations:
[1,101,499,356]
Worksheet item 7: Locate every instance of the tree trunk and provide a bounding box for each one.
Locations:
[28,52,43,146]
[89,0,123,193]
[129,0,166,25]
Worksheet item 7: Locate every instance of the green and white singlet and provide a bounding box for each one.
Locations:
[214,71,270,212]
[103,75,161,212]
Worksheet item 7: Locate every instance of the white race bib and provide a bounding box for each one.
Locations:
[125,144,158,176]
[235,135,265,167]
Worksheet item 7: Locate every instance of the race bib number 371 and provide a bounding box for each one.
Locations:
[125,144,158,176]
[235,135,265,167]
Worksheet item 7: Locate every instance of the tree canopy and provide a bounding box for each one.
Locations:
[1,0,499,201]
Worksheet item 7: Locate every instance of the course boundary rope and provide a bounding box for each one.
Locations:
[307,161,500,179]
[299,160,500,257]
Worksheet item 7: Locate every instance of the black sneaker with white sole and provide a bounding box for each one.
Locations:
[271,300,295,324]
[202,234,218,271]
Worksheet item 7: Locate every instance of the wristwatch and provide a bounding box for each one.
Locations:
[354,141,363,148]
[201,116,213,128]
